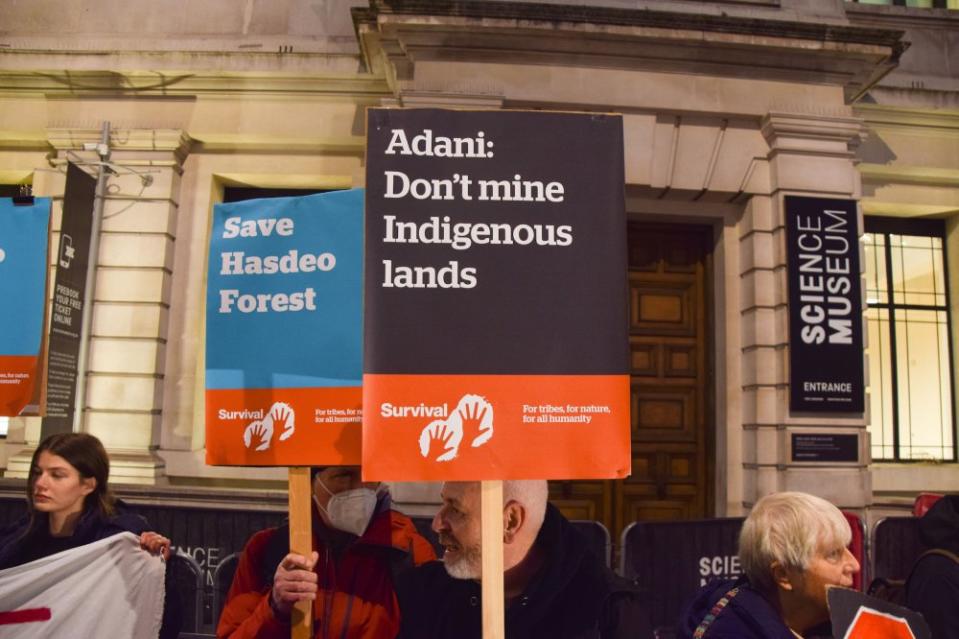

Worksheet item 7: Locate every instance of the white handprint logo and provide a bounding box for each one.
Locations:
[458,395,493,448]
[419,419,462,462]
[272,403,295,441]
[243,419,272,451]
[419,394,494,462]
[243,402,295,452]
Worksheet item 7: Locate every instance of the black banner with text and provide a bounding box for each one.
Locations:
[785,196,864,413]
[41,162,96,435]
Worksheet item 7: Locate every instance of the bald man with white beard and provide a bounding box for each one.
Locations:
[395,480,652,639]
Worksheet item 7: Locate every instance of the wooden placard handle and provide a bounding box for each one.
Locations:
[481,480,505,639]
[289,467,313,639]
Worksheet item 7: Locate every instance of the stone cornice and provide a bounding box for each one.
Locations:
[352,0,907,103]
[35,129,367,157]
[761,111,866,148]
[355,1,903,47]
[859,164,959,188]
[193,134,366,155]
[0,70,390,98]
[0,48,366,78]
[845,3,959,31]
[855,104,959,133]
[46,128,193,164]
[387,90,505,109]
[0,130,49,151]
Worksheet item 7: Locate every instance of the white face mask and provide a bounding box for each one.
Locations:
[314,479,377,536]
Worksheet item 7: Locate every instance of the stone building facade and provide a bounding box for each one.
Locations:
[0,0,956,536]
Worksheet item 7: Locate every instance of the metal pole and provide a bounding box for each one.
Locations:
[72,121,110,432]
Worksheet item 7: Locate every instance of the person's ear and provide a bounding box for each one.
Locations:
[502,501,525,544]
[80,476,96,497]
[771,561,794,592]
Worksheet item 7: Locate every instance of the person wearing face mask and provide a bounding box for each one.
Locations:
[216,466,436,639]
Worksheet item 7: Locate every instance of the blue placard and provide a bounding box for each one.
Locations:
[0,198,50,355]
[206,189,363,390]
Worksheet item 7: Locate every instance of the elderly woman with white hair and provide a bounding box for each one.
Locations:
[679,491,860,639]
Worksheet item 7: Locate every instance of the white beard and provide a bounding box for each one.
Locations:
[442,547,482,580]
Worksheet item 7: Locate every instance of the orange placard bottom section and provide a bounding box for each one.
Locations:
[362,374,630,481]
[846,609,917,639]
[206,386,361,466]
[0,355,39,417]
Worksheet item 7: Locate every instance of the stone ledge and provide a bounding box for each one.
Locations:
[358,1,899,45]
[0,476,289,512]
[355,0,906,101]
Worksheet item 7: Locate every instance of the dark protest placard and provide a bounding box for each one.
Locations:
[828,587,931,639]
[363,108,630,481]
[42,163,96,435]
[785,196,864,413]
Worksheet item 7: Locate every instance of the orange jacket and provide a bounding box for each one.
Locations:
[217,508,436,639]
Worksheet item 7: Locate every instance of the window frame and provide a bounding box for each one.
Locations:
[864,216,958,462]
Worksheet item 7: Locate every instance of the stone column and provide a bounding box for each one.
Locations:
[7,128,190,485]
[738,111,871,509]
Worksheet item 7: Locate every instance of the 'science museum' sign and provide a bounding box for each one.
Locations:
[785,196,864,413]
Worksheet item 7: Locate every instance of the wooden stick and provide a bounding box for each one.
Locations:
[289,467,313,639]
[481,480,505,639]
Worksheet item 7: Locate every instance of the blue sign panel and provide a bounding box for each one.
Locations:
[205,189,364,466]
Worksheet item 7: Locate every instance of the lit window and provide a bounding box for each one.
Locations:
[864,218,956,461]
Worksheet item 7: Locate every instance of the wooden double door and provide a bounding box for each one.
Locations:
[549,222,713,549]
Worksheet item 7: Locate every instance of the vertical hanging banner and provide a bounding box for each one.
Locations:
[42,163,96,434]
[785,195,865,413]
[0,197,51,416]
[363,108,630,480]
[205,190,363,466]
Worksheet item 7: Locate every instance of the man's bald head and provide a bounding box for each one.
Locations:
[432,479,550,578]
[503,479,548,537]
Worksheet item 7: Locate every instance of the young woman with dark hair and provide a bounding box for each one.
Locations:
[0,433,182,637]
[0,432,170,567]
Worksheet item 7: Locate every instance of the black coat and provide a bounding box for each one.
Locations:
[396,504,652,639]
[678,577,795,639]
[906,494,959,639]
[0,500,148,569]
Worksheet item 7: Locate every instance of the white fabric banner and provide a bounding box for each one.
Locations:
[0,532,165,638]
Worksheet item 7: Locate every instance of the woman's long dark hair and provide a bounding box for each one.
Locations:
[24,433,116,534]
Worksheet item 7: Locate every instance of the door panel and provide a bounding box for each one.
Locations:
[550,222,712,552]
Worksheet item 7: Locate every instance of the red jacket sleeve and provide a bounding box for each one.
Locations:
[216,529,290,639]
[409,530,437,566]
